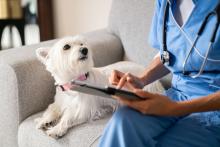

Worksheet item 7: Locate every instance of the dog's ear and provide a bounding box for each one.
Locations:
[36,47,50,64]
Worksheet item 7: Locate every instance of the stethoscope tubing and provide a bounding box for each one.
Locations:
[182,35,199,76]
[162,0,220,78]
[190,42,213,78]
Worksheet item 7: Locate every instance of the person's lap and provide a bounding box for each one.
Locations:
[99,88,220,147]
[99,106,220,147]
[99,106,178,147]
[156,115,220,147]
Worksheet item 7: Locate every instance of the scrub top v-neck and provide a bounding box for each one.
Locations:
[173,0,195,27]
[149,0,220,126]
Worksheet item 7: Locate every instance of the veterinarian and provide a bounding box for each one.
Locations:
[99,0,220,146]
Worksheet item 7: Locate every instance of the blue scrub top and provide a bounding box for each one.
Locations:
[149,0,220,99]
[149,0,220,126]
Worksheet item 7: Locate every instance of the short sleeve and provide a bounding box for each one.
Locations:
[148,0,161,50]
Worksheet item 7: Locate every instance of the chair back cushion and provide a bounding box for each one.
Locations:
[108,0,157,66]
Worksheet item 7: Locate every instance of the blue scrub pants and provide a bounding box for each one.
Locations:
[99,106,220,147]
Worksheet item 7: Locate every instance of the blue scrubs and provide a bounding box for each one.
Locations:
[99,0,220,146]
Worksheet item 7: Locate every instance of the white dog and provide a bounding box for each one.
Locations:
[35,36,164,139]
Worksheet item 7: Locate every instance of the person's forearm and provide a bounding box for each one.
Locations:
[140,55,170,85]
[174,91,220,116]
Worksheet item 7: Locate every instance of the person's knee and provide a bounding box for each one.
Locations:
[101,106,172,147]
[113,106,135,121]
[109,106,140,129]
[99,107,135,145]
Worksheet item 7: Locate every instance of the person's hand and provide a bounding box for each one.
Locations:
[114,88,181,116]
[109,70,145,89]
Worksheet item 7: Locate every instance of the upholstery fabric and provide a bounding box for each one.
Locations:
[0,40,56,147]
[0,64,19,147]
[18,112,110,147]
[109,0,157,66]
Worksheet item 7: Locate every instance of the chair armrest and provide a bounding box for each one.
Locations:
[0,29,123,146]
[0,40,56,147]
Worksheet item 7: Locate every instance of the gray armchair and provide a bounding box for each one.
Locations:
[0,1,168,147]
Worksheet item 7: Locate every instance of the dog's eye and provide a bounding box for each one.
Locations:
[63,44,71,50]
[80,43,83,46]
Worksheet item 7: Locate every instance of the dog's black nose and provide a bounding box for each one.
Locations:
[80,48,88,56]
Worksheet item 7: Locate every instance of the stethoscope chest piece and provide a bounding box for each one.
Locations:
[161,50,170,66]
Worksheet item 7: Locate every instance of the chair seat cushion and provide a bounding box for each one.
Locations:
[18,112,110,147]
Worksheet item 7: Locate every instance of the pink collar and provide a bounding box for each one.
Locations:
[57,72,89,91]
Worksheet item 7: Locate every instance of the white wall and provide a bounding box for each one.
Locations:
[53,0,112,38]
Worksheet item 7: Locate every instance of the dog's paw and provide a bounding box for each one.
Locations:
[46,127,67,139]
[34,117,41,124]
[35,117,57,131]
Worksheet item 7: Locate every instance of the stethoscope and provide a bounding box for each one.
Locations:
[161,0,220,78]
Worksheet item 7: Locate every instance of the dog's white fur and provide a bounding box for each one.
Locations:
[35,36,164,139]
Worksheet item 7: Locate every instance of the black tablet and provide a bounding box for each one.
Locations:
[70,80,144,100]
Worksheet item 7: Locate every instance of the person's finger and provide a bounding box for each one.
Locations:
[109,76,118,85]
[126,75,134,83]
[116,73,130,89]
[127,75,135,85]
[116,70,125,77]
[126,74,144,89]
[111,70,118,84]
[114,95,146,112]
[132,89,155,99]
[124,81,136,91]
[113,95,134,106]
[109,70,125,85]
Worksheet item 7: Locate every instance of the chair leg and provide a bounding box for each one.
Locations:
[9,26,13,48]
[0,24,5,50]
[16,23,25,45]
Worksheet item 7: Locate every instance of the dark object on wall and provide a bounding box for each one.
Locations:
[37,0,54,41]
